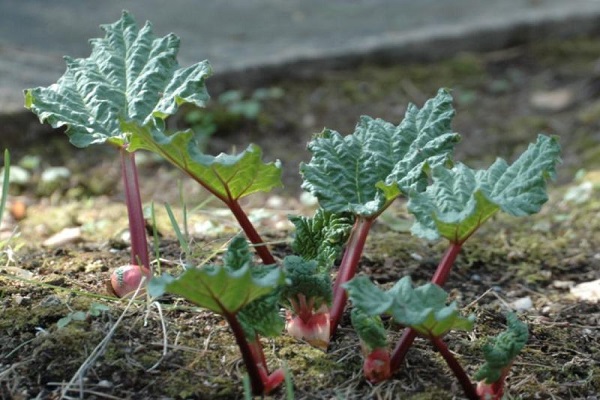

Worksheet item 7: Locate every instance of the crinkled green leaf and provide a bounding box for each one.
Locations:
[351,307,388,351]
[409,134,561,242]
[475,313,529,383]
[24,11,211,148]
[238,291,285,339]
[345,276,474,338]
[126,122,282,200]
[289,208,354,271]
[301,89,460,217]
[281,255,332,307]
[148,237,285,315]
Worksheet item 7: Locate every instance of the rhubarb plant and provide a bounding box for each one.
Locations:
[24,11,211,296]
[389,134,560,372]
[148,236,287,395]
[350,308,390,382]
[300,88,461,341]
[281,209,353,348]
[474,312,528,400]
[345,276,528,400]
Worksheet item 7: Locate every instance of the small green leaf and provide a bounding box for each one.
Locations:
[126,122,282,201]
[351,307,388,351]
[346,276,474,338]
[409,134,561,242]
[289,208,354,271]
[24,11,211,148]
[301,89,460,217]
[475,313,529,383]
[148,237,285,315]
[343,276,394,316]
[88,303,110,317]
[56,316,73,329]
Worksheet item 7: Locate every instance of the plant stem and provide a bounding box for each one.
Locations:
[223,312,265,395]
[227,199,276,265]
[389,241,462,371]
[430,336,478,400]
[120,147,150,270]
[329,217,373,339]
[431,241,463,286]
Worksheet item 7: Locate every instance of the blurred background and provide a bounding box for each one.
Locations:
[1,0,600,202]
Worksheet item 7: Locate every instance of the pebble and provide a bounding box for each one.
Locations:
[42,226,82,247]
[570,279,600,302]
[511,296,533,311]
[530,88,575,112]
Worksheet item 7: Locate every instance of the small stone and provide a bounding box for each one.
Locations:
[470,274,482,282]
[40,166,71,183]
[13,294,31,306]
[511,296,533,311]
[299,191,318,207]
[570,279,600,303]
[1,165,30,186]
[42,227,82,247]
[96,380,113,389]
[551,280,575,289]
[266,195,284,208]
[530,88,575,112]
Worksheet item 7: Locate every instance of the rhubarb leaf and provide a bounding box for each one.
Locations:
[148,237,285,315]
[345,276,475,337]
[351,307,388,351]
[281,255,332,308]
[301,89,460,217]
[289,208,354,271]
[409,134,561,242]
[126,123,283,201]
[342,276,394,316]
[474,313,529,383]
[24,11,211,148]
[238,291,285,338]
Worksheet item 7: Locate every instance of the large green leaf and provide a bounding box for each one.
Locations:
[409,134,561,242]
[24,11,211,148]
[345,276,474,338]
[126,122,283,201]
[301,89,460,217]
[148,237,285,315]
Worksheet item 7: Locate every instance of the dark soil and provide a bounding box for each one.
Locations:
[1,35,600,400]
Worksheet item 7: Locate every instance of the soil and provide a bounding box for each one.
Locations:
[1,35,600,400]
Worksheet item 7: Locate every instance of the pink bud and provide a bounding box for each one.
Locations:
[109,264,151,298]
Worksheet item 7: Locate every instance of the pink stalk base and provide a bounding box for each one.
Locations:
[476,366,512,400]
[109,264,152,298]
[286,296,330,350]
[362,347,391,383]
[225,313,284,395]
[329,217,373,340]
